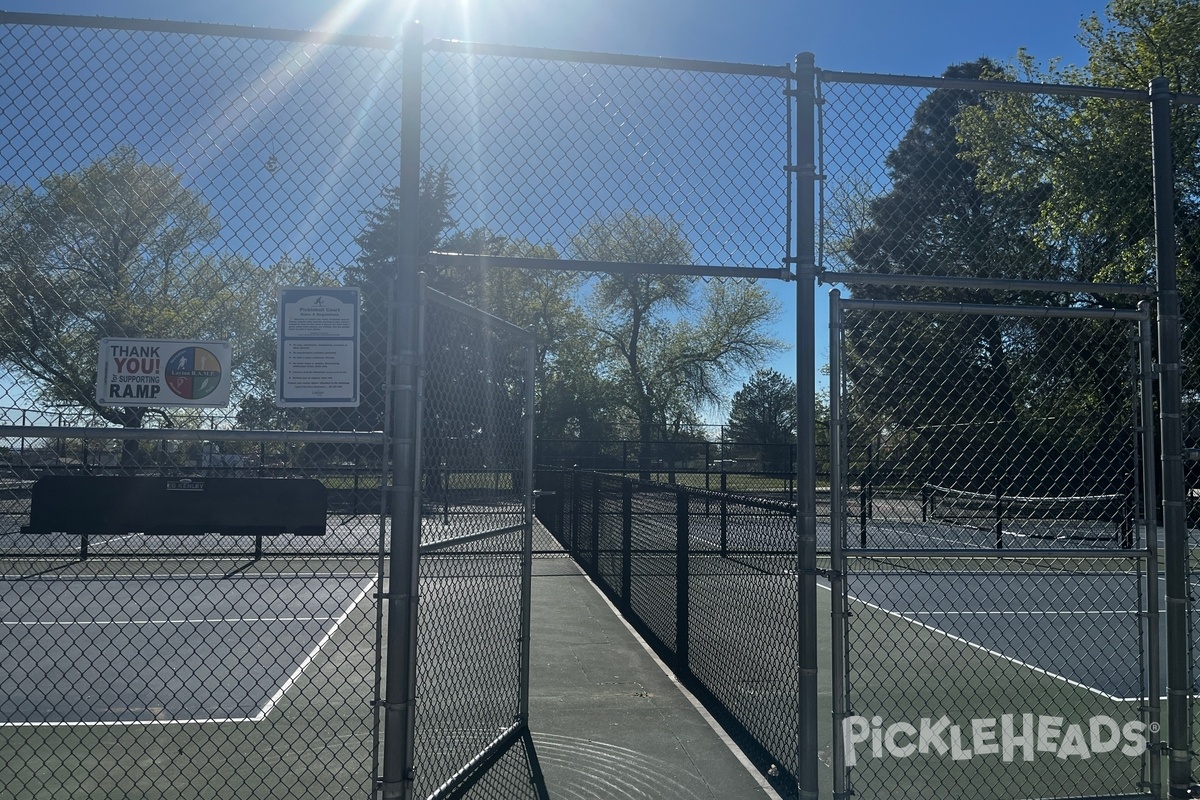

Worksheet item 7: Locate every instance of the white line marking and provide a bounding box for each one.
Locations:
[3,614,338,627]
[253,577,376,721]
[1,572,377,581]
[818,581,1146,703]
[901,609,1154,617]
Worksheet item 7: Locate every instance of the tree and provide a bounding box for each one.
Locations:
[958,0,1200,402]
[726,369,797,471]
[0,146,305,444]
[346,166,458,432]
[840,59,1138,493]
[572,210,782,477]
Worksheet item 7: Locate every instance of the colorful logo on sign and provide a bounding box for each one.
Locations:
[165,346,223,400]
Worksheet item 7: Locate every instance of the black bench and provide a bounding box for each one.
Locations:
[22,475,327,558]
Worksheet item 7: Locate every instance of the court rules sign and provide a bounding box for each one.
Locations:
[276,287,360,407]
[97,338,232,407]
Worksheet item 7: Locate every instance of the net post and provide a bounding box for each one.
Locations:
[79,533,88,561]
[994,489,1004,550]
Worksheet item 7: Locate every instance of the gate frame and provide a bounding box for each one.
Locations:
[827,291,1161,798]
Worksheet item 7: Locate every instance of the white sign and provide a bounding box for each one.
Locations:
[96,338,232,407]
[276,287,360,407]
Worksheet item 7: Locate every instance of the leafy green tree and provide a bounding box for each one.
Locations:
[959,0,1200,404]
[841,57,1138,493]
[0,146,310,441]
[726,369,797,471]
[573,210,782,477]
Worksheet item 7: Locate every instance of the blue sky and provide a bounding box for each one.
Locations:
[1,0,1103,420]
[0,1,1095,72]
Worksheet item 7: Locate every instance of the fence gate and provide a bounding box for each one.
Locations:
[828,293,1161,799]
[404,284,538,799]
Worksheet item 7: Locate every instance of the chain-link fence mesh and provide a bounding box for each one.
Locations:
[11,9,1200,799]
[836,304,1150,552]
[422,44,792,274]
[414,288,534,799]
[813,64,1200,797]
[0,17,403,799]
[0,18,405,433]
[836,554,1153,799]
[829,298,1158,798]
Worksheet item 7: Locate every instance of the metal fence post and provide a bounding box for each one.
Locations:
[381,21,423,800]
[1150,75,1194,799]
[518,334,536,724]
[621,478,633,610]
[1140,300,1163,793]
[676,487,690,673]
[591,474,600,570]
[794,50,820,800]
[571,471,581,556]
[829,289,848,798]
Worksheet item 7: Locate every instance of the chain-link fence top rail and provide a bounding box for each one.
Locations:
[422,42,794,278]
[0,14,405,434]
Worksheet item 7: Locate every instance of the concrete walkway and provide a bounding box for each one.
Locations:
[527,554,782,799]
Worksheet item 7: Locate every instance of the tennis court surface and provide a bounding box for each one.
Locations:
[2,566,376,725]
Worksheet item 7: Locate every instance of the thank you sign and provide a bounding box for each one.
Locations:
[97,338,232,407]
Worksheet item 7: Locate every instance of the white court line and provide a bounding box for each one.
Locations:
[817,581,1146,703]
[254,577,376,720]
[2,576,377,728]
[3,614,338,627]
[902,609,1153,617]
[87,533,142,547]
[1,571,377,581]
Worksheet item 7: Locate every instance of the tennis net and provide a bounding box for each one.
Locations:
[922,484,1133,546]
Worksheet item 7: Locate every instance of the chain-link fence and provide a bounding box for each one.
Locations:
[0,14,540,799]
[412,287,535,799]
[813,64,1188,799]
[0,16,401,800]
[9,8,1200,800]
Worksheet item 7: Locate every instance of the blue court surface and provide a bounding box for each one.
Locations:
[1,571,376,725]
